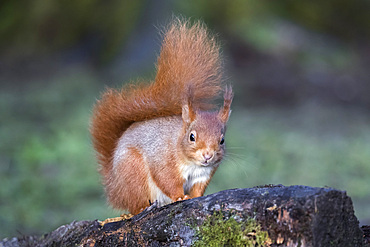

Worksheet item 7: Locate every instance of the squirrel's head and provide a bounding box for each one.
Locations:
[180,86,233,167]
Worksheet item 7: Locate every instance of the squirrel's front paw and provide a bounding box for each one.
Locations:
[176,194,192,201]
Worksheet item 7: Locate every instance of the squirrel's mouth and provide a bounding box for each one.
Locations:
[200,159,215,167]
[200,162,209,166]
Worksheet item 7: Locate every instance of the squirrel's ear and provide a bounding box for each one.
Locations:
[182,103,196,124]
[182,85,196,124]
[218,85,233,123]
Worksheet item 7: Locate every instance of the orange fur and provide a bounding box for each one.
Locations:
[90,18,232,214]
[90,18,222,179]
[149,153,186,202]
[189,182,209,198]
[105,147,149,214]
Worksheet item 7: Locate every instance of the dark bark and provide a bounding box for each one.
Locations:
[362,225,370,247]
[1,185,366,246]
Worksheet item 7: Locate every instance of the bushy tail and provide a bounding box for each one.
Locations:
[90,18,223,177]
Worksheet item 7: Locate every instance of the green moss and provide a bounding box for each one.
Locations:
[193,211,270,247]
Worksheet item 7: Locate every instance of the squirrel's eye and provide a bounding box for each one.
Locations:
[190,133,195,142]
[220,137,225,145]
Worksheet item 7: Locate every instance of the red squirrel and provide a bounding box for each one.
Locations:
[90,18,233,214]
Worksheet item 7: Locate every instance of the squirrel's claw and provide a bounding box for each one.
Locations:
[177,194,192,201]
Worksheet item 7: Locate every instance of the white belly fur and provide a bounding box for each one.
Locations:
[181,163,213,194]
[148,163,213,207]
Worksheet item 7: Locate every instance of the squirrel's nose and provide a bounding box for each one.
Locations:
[203,151,213,161]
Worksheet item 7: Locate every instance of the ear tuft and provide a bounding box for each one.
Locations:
[182,84,197,124]
[182,104,196,124]
[218,85,233,123]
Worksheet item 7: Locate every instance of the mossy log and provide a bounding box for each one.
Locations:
[1,185,366,246]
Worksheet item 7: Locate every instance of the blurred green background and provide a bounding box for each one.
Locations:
[1,0,370,239]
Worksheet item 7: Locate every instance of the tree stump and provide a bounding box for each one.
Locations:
[1,185,366,246]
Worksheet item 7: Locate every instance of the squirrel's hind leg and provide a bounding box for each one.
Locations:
[106,147,151,215]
